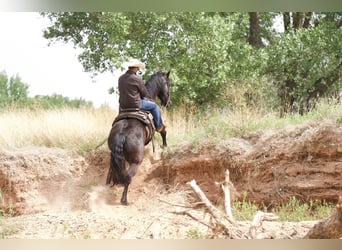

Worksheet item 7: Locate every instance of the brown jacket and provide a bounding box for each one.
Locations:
[118,70,147,109]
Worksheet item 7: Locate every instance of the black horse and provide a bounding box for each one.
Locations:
[106,71,171,205]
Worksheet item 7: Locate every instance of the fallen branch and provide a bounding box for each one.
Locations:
[171,210,215,230]
[249,211,279,239]
[187,179,247,239]
[158,198,204,209]
[215,169,234,221]
[304,196,342,239]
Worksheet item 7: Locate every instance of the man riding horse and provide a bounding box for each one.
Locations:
[106,60,171,205]
[117,58,166,133]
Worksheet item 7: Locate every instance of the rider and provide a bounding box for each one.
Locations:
[117,58,166,133]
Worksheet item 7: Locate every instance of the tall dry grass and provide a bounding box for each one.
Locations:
[0,98,341,151]
[0,106,116,151]
[163,98,342,148]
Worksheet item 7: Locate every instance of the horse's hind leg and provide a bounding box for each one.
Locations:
[121,183,129,205]
[160,130,167,147]
[120,163,139,205]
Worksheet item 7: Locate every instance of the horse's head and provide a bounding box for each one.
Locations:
[158,71,172,108]
[146,70,172,108]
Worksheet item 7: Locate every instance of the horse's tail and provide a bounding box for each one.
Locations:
[106,133,126,186]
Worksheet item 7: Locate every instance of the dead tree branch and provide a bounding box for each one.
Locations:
[219,169,234,221]
[249,211,279,239]
[187,179,247,239]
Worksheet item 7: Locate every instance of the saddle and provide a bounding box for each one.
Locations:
[112,108,155,145]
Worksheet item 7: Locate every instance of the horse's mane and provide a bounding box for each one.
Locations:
[145,71,165,95]
[146,71,164,85]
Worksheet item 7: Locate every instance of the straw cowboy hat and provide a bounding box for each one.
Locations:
[126,58,146,70]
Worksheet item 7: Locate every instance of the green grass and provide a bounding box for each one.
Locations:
[273,197,334,222]
[186,228,206,239]
[232,195,334,222]
[232,192,259,221]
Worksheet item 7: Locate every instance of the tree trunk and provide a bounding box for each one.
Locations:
[248,12,263,48]
[293,12,313,30]
[283,12,291,32]
[283,12,312,31]
[303,12,312,28]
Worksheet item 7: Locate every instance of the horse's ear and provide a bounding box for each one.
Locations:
[166,70,171,78]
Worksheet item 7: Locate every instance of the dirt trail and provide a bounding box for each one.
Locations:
[0,119,341,239]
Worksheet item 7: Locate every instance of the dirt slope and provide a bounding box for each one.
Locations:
[0,119,341,238]
[157,119,342,207]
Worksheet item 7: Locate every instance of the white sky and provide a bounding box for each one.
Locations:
[0,12,120,109]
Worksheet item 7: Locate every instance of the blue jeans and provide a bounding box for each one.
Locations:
[140,99,163,129]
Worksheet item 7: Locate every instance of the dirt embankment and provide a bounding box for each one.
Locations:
[0,119,341,238]
[156,120,342,207]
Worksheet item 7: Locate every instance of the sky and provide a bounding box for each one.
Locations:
[0,12,120,109]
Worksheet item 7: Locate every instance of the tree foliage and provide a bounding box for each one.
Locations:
[0,71,29,108]
[32,94,93,109]
[265,12,342,115]
[0,71,92,109]
[41,12,342,114]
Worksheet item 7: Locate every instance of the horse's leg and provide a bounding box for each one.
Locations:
[120,163,139,205]
[160,130,167,147]
[121,182,129,205]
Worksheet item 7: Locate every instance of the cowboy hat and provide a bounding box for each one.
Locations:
[126,58,146,70]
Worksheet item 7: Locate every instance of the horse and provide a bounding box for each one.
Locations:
[106,71,171,205]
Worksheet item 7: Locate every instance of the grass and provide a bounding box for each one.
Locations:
[0,106,115,151]
[0,189,17,238]
[273,197,334,222]
[0,189,16,218]
[0,98,340,151]
[163,98,342,148]
[232,192,259,221]
[0,224,18,239]
[232,194,334,222]
[186,228,205,239]
[81,179,99,191]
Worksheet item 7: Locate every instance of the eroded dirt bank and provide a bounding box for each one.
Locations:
[0,119,341,238]
[157,120,342,207]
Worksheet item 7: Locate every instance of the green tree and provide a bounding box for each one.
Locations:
[0,71,29,107]
[41,12,265,107]
[265,12,342,115]
[33,94,93,109]
[41,12,341,113]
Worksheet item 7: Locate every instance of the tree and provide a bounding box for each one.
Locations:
[266,12,342,115]
[41,12,266,107]
[0,71,29,107]
[0,71,92,109]
[33,94,93,109]
[248,12,263,48]
[283,12,313,31]
[41,12,341,113]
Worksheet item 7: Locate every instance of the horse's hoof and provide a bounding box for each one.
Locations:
[121,200,129,206]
